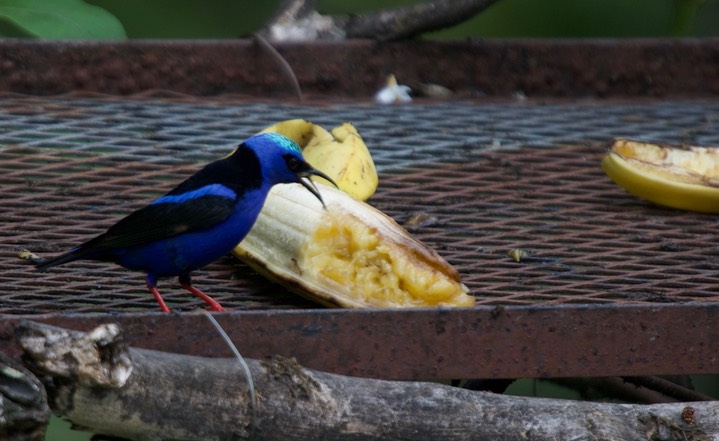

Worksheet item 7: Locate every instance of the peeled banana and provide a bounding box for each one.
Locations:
[234,184,474,308]
[237,119,470,308]
[260,120,378,201]
[602,138,719,213]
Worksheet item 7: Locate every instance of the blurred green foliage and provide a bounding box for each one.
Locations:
[88,0,274,38]
[461,0,717,38]
[0,0,126,38]
[0,0,716,39]
[318,0,718,38]
[45,415,93,441]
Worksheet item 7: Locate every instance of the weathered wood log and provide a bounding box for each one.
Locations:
[0,352,49,441]
[17,320,719,441]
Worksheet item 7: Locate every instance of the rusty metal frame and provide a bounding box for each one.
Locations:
[2,303,718,380]
[0,39,717,98]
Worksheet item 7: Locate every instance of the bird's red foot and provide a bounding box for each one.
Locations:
[146,280,171,313]
[181,282,225,312]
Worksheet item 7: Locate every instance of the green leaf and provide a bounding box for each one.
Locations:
[0,0,126,39]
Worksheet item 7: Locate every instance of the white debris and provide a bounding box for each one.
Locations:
[375,74,412,104]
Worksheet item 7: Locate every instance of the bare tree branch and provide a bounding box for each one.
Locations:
[16,320,719,441]
[263,0,345,41]
[343,0,502,40]
[261,0,501,41]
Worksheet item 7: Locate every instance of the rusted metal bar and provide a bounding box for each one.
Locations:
[0,39,717,97]
[2,303,719,380]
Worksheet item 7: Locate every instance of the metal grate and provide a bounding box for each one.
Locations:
[3,95,719,314]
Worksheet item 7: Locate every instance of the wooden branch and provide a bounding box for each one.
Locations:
[0,352,49,441]
[343,0,502,40]
[263,0,345,41]
[17,320,719,441]
[261,0,501,41]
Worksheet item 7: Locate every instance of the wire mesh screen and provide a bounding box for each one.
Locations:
[3,95,719,314]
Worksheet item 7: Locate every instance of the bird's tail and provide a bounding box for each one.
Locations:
[35,235,110,271]
[35,248,83,271]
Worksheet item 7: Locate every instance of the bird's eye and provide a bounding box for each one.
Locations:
[286,156,302,171]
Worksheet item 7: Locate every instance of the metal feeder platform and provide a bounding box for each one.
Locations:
[1,40,719,382]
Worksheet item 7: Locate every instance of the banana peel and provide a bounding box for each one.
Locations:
[259,119,330,149]
[234,184,473,308]
[602,138,719,213]
[260,119,378,201]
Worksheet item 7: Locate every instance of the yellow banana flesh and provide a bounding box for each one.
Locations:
[602,138,719,213]
[260,119,378,201]
[234,184,474,308]
[260,119,330,149]
[302,123,378,201]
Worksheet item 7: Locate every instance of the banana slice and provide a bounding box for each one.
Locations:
[260,119,378,201]
[302,123,378,201]
[234,184,474,308]
[602,138,719,213]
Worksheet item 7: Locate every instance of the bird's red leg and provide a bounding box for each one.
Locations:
[145,277,171,313]
[179,274,225,311]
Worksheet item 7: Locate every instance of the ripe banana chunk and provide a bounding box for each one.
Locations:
[302,123,378,201]
[260,119,378,201]
[602,138,719,213]
[234,184,474,308]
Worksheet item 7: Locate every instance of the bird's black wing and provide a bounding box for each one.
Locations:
[92,195,236,250]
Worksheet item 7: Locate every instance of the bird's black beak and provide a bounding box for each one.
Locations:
[297,167,337,209]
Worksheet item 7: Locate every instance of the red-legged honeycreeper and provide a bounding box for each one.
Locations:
[35,133,336,313]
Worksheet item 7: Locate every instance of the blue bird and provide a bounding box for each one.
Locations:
[35,133,335,313]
